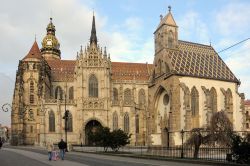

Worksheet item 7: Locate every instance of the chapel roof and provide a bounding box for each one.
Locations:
[165,40,239,83]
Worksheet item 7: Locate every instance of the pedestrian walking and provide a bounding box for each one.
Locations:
[0,138,3,149]
[46,142,54,161]
[58,139,67,160]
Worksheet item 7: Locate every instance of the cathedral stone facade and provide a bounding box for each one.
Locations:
[11,8,245,146]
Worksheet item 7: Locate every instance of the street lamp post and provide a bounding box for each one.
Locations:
[62,82,69,152]
[181,129,184,158]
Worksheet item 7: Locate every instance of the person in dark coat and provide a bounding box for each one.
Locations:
[58,139,67,160]
[0,138,3,149]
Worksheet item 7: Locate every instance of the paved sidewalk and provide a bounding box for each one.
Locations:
[4,148,88,166]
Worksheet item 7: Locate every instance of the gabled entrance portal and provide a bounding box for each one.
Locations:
[85,120,102,145]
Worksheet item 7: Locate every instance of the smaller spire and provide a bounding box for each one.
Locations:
[23,41,42,60]
[90,13,97,45]
[104,46,107,57]
[80,45,83,54]
[160,14,163,21]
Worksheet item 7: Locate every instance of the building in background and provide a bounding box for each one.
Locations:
[245,100,250,131]
[0,124,10,142]
[11,8,245,146]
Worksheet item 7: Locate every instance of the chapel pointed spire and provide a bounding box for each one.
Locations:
[90,13,97,45]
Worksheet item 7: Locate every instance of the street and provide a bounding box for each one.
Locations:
[0,146,212,166]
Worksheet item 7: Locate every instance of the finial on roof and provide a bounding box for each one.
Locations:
[168,5,171,12]
[35,34,36,41]
[160,14,163,20]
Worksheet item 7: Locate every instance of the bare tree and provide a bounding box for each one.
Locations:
[186,111,233,158]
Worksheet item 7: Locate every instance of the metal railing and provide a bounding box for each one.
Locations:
[72,145,231,162]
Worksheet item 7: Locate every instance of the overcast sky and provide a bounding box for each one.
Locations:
[1,0,250,127]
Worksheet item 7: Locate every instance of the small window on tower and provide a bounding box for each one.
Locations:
[168,31,174,48]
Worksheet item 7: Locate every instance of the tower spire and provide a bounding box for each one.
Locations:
[90,13,97,45]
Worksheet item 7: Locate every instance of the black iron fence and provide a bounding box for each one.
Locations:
[72,145,231,162]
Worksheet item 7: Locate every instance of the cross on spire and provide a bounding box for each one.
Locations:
[168,5,171,12]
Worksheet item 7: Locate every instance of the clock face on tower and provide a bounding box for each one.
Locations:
[46,40,52,46]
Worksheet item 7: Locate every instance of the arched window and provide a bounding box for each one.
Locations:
[191,87,199,116]
[89,75,98,97]
[124,112,129,133]
[69,86,74,100]
[49,111,55,132]
[135,114,139,134]
[30,81,34,104]
[113,112,118,130]
[210,88,217,114]
[138,89,145,107]
[33,63,36,70]
[225,89,233,122]
[113,88,118,105]
[168,31,174,48]
[124,88,132,105]
[158,59,162,75]
[191,87,199,128]
[67,112,73,132]
[55,86,63,100]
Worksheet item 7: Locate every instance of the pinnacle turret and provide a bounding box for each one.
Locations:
[90,14,97,45]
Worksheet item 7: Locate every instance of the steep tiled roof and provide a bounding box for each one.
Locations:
[245,100,250,105]
[46,60,75,81]
[46,60,153,81]
[166,40,239,83]
[23,41,42,60]
[111,62,153,81]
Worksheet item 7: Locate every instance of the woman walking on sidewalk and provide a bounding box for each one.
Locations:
[46,142,54,161]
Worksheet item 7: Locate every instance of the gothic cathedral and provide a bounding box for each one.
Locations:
[11,8,245,146]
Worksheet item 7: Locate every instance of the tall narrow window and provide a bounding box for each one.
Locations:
[124,112,129,133]
[49,111,55,132]
[158,59,162,75]
[135,114,139,134]
[67,112,73,132]
[138,89,145,108]
[124,88,132,105]
[30,81,35,104]
[168,31,174,48]
[225,89,233,122]
[191,87,199,116]
[113,112,118,130]
[210,88,217,114]
[89,75,98,97]
[113,88,119,105]
[191,87,199,128]
[69,86,74,100]
[55,86,63,100]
